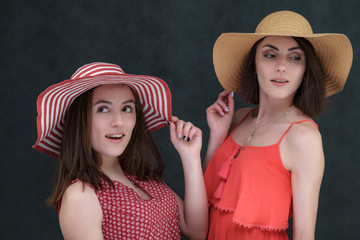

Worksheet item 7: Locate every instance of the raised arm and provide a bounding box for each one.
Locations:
[59,182,104,240]
[203,91,234,170]
[169,117,208,240]
[281,122,325,240]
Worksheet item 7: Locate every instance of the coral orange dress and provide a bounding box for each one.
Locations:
[204,109,317,240]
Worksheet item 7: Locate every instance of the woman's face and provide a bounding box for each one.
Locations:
[90,84,136,161]
[255,36,306,101]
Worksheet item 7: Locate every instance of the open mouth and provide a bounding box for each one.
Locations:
[271,79,289,83]
[106,134,124,140]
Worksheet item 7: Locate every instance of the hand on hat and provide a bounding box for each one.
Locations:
[169,116,202,160]
[206,90,234,137]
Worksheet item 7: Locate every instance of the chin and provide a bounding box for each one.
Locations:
[97,148,126,160]
[269,91,296,101]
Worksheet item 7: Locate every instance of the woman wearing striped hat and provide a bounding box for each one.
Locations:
[33,62,208,239]
[203,11,352,239]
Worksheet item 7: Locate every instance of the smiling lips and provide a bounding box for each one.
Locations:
[271,78,289,86]
[106,134,124,140]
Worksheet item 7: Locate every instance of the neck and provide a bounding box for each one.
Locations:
[256,94,294,122]
[100,155,125,180]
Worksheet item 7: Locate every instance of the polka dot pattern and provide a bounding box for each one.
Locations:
[77,176,181,239]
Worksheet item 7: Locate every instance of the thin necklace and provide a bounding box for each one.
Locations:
[241,109,291,150]
[130,180,138,188]
[127,177,138,188]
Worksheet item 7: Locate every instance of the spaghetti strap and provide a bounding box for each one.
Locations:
[277,119,318,144]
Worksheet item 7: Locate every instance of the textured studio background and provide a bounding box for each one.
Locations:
[0,0,359,239]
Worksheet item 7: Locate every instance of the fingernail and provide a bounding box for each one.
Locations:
[225,106,229,112]
[183,136,187,141]
[231,91,234,97]
[177,133,181,139]
[187,137,190,142]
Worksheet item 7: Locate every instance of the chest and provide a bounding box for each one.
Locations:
[232,119,290,147]
[97,180,180,239]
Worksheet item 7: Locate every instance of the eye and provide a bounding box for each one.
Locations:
[97,106,109,113]
[289,55,301,60]
[123,105,133,113]
[264,53,275,58]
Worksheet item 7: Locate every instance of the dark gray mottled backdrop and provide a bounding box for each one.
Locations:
[1,0,359,239]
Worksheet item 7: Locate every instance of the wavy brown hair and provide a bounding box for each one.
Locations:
[47,85,165,210]
[241,37,326,119]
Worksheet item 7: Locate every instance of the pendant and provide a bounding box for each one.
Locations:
[245,130,255,143]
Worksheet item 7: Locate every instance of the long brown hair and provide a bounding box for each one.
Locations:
[241,37,326,119]
[47,85,165,210]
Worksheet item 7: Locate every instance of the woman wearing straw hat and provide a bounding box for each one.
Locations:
[203,10,352,239]
[33,62,208,239]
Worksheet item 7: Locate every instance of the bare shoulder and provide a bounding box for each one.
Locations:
[286,121,322,146]
[282,120,324,171]
[229,107,254,132]
[61,181,98,205]
[59,181,103,239]
[60,181,102,218]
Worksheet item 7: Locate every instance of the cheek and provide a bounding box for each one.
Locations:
[255,64,270,83]
[90,117,103,146]
[90,125,98,148]
[255,59,272,76]
[128,116,137,132]
[294,65,306,81]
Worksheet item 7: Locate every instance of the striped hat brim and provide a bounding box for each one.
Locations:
[33,70,172,158]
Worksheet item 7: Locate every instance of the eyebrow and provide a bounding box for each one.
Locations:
[263,44,302,51]
[93,99,136,106]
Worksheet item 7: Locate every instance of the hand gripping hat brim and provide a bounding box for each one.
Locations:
[213,10,353,97]
[33,62,172,158]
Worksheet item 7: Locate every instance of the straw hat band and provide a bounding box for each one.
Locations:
[34,71,172,158]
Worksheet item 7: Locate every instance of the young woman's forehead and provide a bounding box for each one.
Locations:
[92,84,134,99]
[258,36,300,49]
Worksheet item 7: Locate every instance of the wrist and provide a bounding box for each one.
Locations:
[209,130,228,143]
[179,155,202,168]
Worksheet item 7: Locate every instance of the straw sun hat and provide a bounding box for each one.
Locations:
[33,62,172,158]
[213,10,353,97]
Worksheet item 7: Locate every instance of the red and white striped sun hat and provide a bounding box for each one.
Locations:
[33,62,172,158]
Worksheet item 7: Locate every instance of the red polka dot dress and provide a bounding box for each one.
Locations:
[72,176,180,240]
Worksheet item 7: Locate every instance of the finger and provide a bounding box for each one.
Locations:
[175,119,185,139]
[188,126,201,141]
[208,102,226,116]
[169,121,177,142]
[181,121,194,141]
[216,99,230,113]
[217,90,231,100]
[171,116,179,122]
[227,91,235,114]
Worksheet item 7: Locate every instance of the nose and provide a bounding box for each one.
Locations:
[275,57,286,73]
[111,112,123,128]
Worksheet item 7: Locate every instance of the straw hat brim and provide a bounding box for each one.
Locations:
[33,74,172,158]
[213,32,353,97]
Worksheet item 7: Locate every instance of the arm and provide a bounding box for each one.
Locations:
[59,182,103,240]
[203,91,234,170]
[169,117,208,240]
[281,122,325,240]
